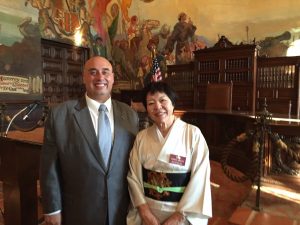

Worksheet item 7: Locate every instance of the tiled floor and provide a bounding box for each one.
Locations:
[210,161,252,218]
[1,161,299,225]
[209,160,300,225]
[242,185,300,221]
[228,207,298,225]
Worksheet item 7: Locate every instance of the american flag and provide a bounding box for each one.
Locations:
[150,57,162,82]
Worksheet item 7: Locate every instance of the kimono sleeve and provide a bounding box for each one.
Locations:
[127,132,147,207]
[176,126,212,222]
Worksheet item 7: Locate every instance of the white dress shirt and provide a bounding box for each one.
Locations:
[85,94,114,142]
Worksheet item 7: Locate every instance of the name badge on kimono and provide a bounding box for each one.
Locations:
[169,154,186,166]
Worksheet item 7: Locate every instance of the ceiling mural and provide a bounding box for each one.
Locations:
[0,0,300,90]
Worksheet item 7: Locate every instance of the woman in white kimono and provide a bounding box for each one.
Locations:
[127,82,212,225]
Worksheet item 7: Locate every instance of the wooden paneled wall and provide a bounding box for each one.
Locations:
[41,39,89,105]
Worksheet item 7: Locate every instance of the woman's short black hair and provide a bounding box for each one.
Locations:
[142,82,178,108]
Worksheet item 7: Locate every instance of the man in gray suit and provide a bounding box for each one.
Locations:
[40,56,139,225]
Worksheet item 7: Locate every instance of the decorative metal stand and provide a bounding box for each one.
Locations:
[253,98,273,211]
[221,97,299,211]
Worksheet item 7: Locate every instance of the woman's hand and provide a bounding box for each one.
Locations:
[44,213,62,225]
[138,203,160,225]
[162,212,185,225]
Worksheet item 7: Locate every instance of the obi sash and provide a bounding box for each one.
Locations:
[142,167,191,202]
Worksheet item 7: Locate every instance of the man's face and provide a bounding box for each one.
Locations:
[83,57,114,102]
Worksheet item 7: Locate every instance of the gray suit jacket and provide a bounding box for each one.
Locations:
[40,98,139,225]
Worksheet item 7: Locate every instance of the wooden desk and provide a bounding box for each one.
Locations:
[0,128,43,225]
[174,110,300,190]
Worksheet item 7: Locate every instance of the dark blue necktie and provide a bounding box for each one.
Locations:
[98,104,112,167]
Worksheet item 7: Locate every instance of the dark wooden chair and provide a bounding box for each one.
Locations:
[205,82,233,111]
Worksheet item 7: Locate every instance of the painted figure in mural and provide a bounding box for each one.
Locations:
[111,40,127,80]
[77,0,93,47]
[152,23,171,55]
[137,19,160,63]
[88,0,132,60]
[165,12,197,64]
[127,16,142,62]
[25,0,60,39]
[151,23,174,67]
[18,17,41,39]
[40,56,139,225]
[137,55,151,88]
[119,39,136,80]
[87,0,112,57]
[92,36,107,57]
[111,39,135,81]
[127,15,140,47]
[107,0,132,41]
[107,2,126,41]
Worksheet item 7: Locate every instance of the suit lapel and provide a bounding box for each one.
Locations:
[73,98,106,172]
[108,100,127,170]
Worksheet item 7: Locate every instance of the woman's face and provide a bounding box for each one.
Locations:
[146,91,174,126]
